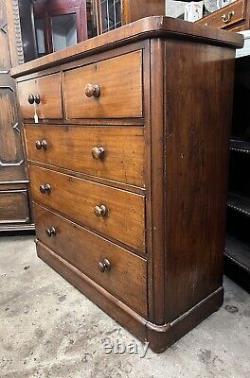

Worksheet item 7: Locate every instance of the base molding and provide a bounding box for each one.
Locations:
[37,241,224,353]
[0,223,35,233]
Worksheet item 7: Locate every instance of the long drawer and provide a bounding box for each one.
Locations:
[24,125,145,187]
[35,204,147,316]
[63,50,143,119]
[29,165,145,252]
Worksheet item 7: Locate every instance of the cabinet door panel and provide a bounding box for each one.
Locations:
[0,78,26,181]
[0,0,10,70]
[0,190,30,224]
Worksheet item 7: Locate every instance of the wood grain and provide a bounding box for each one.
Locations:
[163,40,235,322]
[24,125,145,187]
[0,189,30,223]
[35,203,148,316]
[0,0,32,231]
[122,0,165,24]
[37,74,63,119]
[17,73,62,119]
[11,16,243,78]
[196,0,249,30]
[64,50,142,119]
[14,15,241,352]
[30,165,145,252]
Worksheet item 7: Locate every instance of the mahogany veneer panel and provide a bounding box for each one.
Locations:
[35,203,148,316]
[18,73,62,119]
[29,164,145,252]
[24,125,145,187]
[64,50,143,119]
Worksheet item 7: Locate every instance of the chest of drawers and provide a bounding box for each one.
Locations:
[11,16,243,353]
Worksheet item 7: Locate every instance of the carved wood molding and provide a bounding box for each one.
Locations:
[11,0,24,65]
[5,0,24,67]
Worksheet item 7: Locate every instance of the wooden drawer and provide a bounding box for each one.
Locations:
[64,50,143,119]
[35,204,147,316]
[29,165,145,252]
[17,73,62,119]
[24,125,145,187]
[197,0,246,29]
[0,190,30,224]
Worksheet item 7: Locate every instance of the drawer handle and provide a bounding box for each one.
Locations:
[85,83,101,98]
[34,94,41,104]
[221,11,235,23]
[40,184,51,194]
[35,139,48,150]
[92,146,105,160]
[94,204,108,218]
[98,258,111,273]
[46,226,56,237]
[28,94,35,104]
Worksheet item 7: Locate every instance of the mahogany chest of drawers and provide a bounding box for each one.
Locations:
[11,17,243,353]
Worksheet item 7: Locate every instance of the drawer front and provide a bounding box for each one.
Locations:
[197,0,246,29]
[64,50,143,119]
[0,190,30,224]
[35,204,147,316]
[30,165,145,252]
[18,73,62,119]
[24,125,145,187]
[17,79,36,119]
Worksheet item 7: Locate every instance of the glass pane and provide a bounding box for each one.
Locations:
[35,18,46,54]
[100,0,121,33]
[51,13,77,52]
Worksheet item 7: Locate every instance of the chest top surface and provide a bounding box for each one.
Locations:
[11,16,243,78]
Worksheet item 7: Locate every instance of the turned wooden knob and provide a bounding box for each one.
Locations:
[94,204,108,218]
[46,226,56,237]
[35,140,47,150]
[98,258,111,273]
[91,146,105,160]
[85,83,101,98]
[28,94,35,104]
[34,94,41,104]
[40,184,51,194]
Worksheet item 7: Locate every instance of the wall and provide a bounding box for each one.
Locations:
[166,0,186,18]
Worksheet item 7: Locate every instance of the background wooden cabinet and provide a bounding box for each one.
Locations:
[196,0,250,32]
[33,0,94,57]
[94,0,165,34]
[0,0,33,232]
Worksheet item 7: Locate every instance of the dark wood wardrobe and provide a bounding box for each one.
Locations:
[0,0,34,232]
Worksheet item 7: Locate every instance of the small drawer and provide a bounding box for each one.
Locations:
[35,204,148,316]
[29,165,145,252]
[24,125,145,187]
[63,50,143,119]
[0,190,30,224]
[17,73,62,119]
[197,0,246,29]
